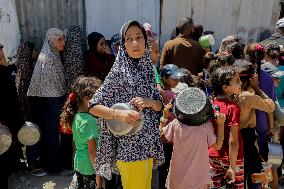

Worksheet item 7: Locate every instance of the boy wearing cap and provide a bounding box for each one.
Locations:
[158,64,183,189]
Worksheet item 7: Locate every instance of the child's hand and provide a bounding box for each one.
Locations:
[224,167,236,184]
[163,103,173,119]
[215,112,226,125]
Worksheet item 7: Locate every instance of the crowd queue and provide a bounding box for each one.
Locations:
[1,16,284,189]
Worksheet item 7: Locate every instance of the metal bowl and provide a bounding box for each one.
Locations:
[174,87,214,126]
[106,103,144,136]
[0,123,12,155]
[18,121,41,146]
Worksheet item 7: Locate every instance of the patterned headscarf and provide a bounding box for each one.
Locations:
[219,35,240,54]
[15,42,35,118]
[28,28,66,97]
[62,26,85,92]
[89,21,164,180]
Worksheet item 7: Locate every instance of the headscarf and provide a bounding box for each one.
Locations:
[28,28,66,97]
[219,35,240,54]
[62,26,85,92]
[89,21,164,180]
[15,42,35,118]
[87,32,104,55]
[110,34,120,57]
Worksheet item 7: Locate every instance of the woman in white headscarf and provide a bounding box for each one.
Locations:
[28,28,66,174]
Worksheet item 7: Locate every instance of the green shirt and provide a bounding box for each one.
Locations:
[153,66,164,87]
[72,112,100,175]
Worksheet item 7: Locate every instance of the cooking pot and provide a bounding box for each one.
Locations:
[18,121,41,146]
[174,87,214,126]
[106,103,144,136]
[0,123,12,155]
[268,139,283,166]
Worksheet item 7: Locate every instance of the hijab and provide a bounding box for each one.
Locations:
[62,26,84,92]
[28,28,66,97]
[87,32,106,61]
[89,21,164,179]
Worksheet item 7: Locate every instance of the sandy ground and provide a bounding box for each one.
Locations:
[8,170,73,189]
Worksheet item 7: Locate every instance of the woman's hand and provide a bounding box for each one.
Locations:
[116,109,141,124]
[129,97,152,111]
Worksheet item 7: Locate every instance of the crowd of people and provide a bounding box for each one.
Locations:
[1,16,284,189]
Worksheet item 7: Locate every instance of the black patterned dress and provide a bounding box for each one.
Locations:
[89,22,165,180]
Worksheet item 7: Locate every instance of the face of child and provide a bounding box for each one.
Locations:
[223,73,242,96]
[115,43,120,52]
[151,46,160,64]
[163,77,179,88]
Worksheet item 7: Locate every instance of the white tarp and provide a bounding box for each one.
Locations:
[85,0,160,40]
[0,0,20,59]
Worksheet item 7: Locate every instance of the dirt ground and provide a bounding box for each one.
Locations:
[8,170,284,189]
[8,170,73,189]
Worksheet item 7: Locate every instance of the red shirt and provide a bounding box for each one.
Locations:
[208,98,243,159]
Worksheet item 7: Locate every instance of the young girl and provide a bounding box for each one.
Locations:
[234,60,275,189]
[160,88,225,189]
[149,38,166,100]
[60,76,102,189]
[209,66,244,188]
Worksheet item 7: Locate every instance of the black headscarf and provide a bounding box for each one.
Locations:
[87,32,104,54]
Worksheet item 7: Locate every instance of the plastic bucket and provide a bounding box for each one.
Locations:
[199,34,215,48]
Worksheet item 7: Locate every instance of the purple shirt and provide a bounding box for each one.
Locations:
[255,70,276,133]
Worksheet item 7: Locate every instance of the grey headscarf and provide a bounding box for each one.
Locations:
[28,28,66,97]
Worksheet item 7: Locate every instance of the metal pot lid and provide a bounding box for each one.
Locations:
[106,103,144,136]
[0,123,12,155]
[175,87,207,115]
[18,121,41,146]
